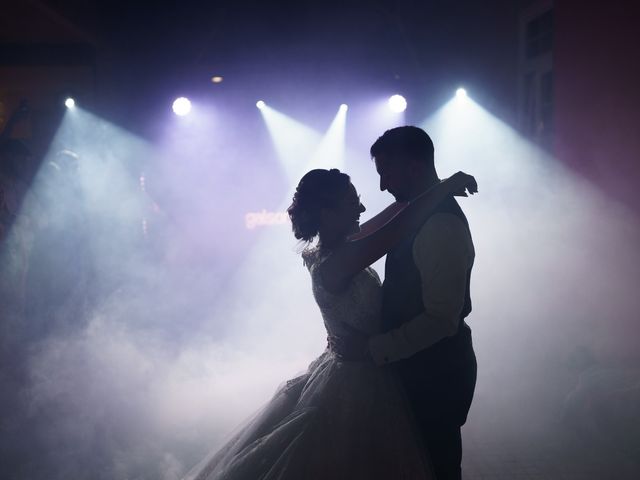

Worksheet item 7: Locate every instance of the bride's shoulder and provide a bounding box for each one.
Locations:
[302,246,328,272]
[303,246,380,279]
[301,247,319,270]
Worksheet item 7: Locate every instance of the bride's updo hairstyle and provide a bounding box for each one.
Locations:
[287,168,351,242]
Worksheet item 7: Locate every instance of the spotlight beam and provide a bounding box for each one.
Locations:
[258,103,322,184]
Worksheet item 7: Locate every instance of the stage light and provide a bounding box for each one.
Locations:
[339,104,348,112]
[388,94,407,113]
[456,88,467,98]
[172,97,191,116]
[256,100,266,110]
[211,76,224,84]
[65,97,76,109]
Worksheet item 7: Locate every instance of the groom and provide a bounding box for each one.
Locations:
[338,126,477,480]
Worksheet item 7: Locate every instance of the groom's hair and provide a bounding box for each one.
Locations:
[370,126,434,167]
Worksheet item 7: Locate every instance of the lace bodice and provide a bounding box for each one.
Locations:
[303,247,383,338]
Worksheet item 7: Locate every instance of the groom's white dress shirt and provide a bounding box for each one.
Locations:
[369,212,475,365]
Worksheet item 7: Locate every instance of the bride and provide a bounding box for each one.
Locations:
[182,168,477,480]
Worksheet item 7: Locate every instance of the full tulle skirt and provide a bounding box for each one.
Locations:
[182,350,433,480]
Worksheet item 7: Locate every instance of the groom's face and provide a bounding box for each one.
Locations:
[374,154,413,202]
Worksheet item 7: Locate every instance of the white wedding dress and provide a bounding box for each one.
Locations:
[182,248,433,480]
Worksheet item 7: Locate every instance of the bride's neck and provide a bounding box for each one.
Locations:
[318,232,346,252]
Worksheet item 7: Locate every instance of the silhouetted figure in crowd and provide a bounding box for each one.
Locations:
[24,149,94,340]
[0,139,34,324]
[0,139,31,237]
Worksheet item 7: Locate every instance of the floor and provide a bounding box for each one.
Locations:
[462,424,640,480]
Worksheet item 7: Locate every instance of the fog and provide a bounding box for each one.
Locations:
[1,92,638,479]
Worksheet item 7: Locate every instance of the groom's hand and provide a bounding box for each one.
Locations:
[328,331,373,362]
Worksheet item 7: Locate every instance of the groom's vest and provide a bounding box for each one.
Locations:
[381,196,474,389]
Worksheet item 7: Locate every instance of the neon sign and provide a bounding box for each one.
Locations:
[245,210,290,230]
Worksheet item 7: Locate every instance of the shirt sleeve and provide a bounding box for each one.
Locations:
[369,213,474,365]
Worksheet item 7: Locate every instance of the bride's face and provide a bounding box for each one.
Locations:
[322,183,366,238]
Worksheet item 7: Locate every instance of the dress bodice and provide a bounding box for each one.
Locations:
[303,247,383,338]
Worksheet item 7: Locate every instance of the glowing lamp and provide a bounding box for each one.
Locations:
[172,97,191,116]
[388,94,407,113]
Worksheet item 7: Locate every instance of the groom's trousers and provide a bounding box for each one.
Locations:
[398,325,477,480]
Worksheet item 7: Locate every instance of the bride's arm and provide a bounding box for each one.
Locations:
[320,172,477,292]
[348,201,407,240]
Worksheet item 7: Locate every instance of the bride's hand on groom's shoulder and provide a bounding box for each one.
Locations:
[450,171,478,197]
